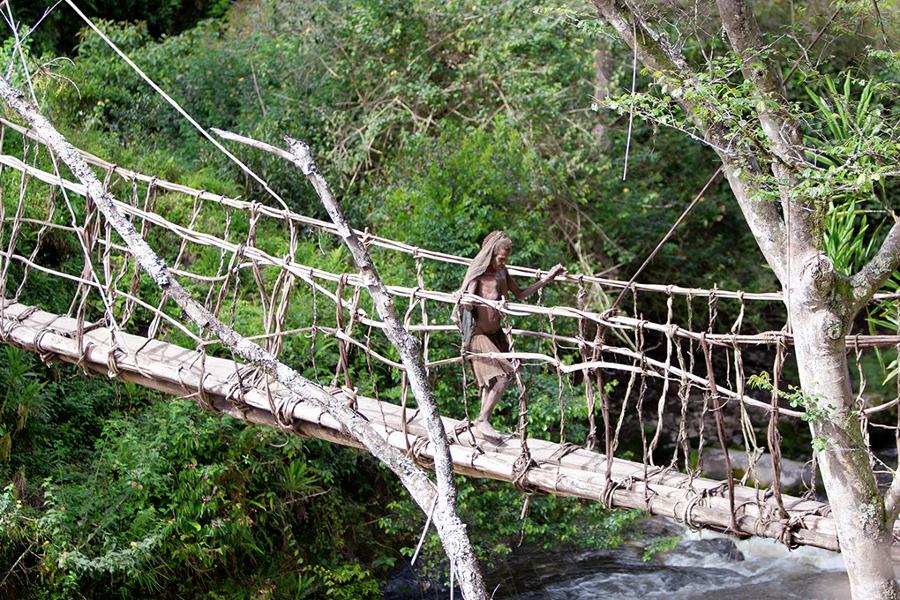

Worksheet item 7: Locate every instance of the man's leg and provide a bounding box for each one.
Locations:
[474,373,512,440]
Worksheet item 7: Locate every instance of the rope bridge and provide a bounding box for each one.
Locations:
[0,117,898,557]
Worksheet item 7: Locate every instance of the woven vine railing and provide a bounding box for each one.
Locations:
[0,117,898,555]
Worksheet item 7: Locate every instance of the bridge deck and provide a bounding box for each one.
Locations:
[1,300,895,558]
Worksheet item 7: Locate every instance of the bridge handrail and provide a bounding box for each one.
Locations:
[6,117,898,304]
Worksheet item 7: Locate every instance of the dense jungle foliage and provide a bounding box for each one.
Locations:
[0,0,897,597]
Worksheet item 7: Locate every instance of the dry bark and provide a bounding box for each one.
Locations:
[0,75,486,600]
[209,127,485,597]
[591,1,900,597]
[592,38,615,148]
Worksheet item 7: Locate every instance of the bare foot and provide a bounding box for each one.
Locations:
[474,420,511,443]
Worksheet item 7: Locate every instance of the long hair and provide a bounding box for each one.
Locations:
[459,230,511,293]
[455,231,511,351]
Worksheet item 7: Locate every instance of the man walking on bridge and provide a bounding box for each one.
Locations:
[458,231,565,441]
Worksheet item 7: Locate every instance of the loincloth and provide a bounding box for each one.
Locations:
[467,333,514,388]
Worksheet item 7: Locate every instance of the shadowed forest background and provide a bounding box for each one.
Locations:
[0,0,897,597]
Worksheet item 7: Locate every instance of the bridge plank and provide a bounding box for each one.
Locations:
[1,300,896,559]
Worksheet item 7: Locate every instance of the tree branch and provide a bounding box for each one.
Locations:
[0,76,486,600]
[885,469,900,527]
[212,127,485,596]
[591,0,788,280]
[849,218,900,311]
[591,0,689,76]
[715,0,802,164]
[715,0,820,263]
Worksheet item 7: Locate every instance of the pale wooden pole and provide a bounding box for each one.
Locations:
[209,126,486,595]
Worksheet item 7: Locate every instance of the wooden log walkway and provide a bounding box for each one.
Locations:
[1,300,897,560]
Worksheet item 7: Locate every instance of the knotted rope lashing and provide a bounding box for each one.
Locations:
[648,288,676,465]
[266,208,300,358]
[767,333,788,518]
[1,140,32,306]
[543,290,568,444]
[414,253,431,377]
[195,348,215,412]
[334,273,363,405]
[699,332,739,534]
[307,267,320,379]
[511,443,538,492]
[120,177,159,327]
[148,189,205,339]
[576,276,599,450]
[13,185,57,303]
[226,363,259,414]
[31,314,64,365]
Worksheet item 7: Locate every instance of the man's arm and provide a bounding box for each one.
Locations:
[508,264,566,300]
[462,279,479,306]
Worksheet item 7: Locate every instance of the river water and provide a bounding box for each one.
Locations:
[385,520,854,599]
[495,527,851,599]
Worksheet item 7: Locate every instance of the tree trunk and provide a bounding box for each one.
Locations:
[589,0,900,595]
[790,256,898,599]
[592,38,614,148]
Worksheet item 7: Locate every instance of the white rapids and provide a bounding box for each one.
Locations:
[503,526,853,600]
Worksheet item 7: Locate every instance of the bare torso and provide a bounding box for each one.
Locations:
[470,268,508,335]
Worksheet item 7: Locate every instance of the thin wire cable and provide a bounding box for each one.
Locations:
[4,0,65,78]
[622,17,637,180]
[608,166,722,313]
[61,0,293,214]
